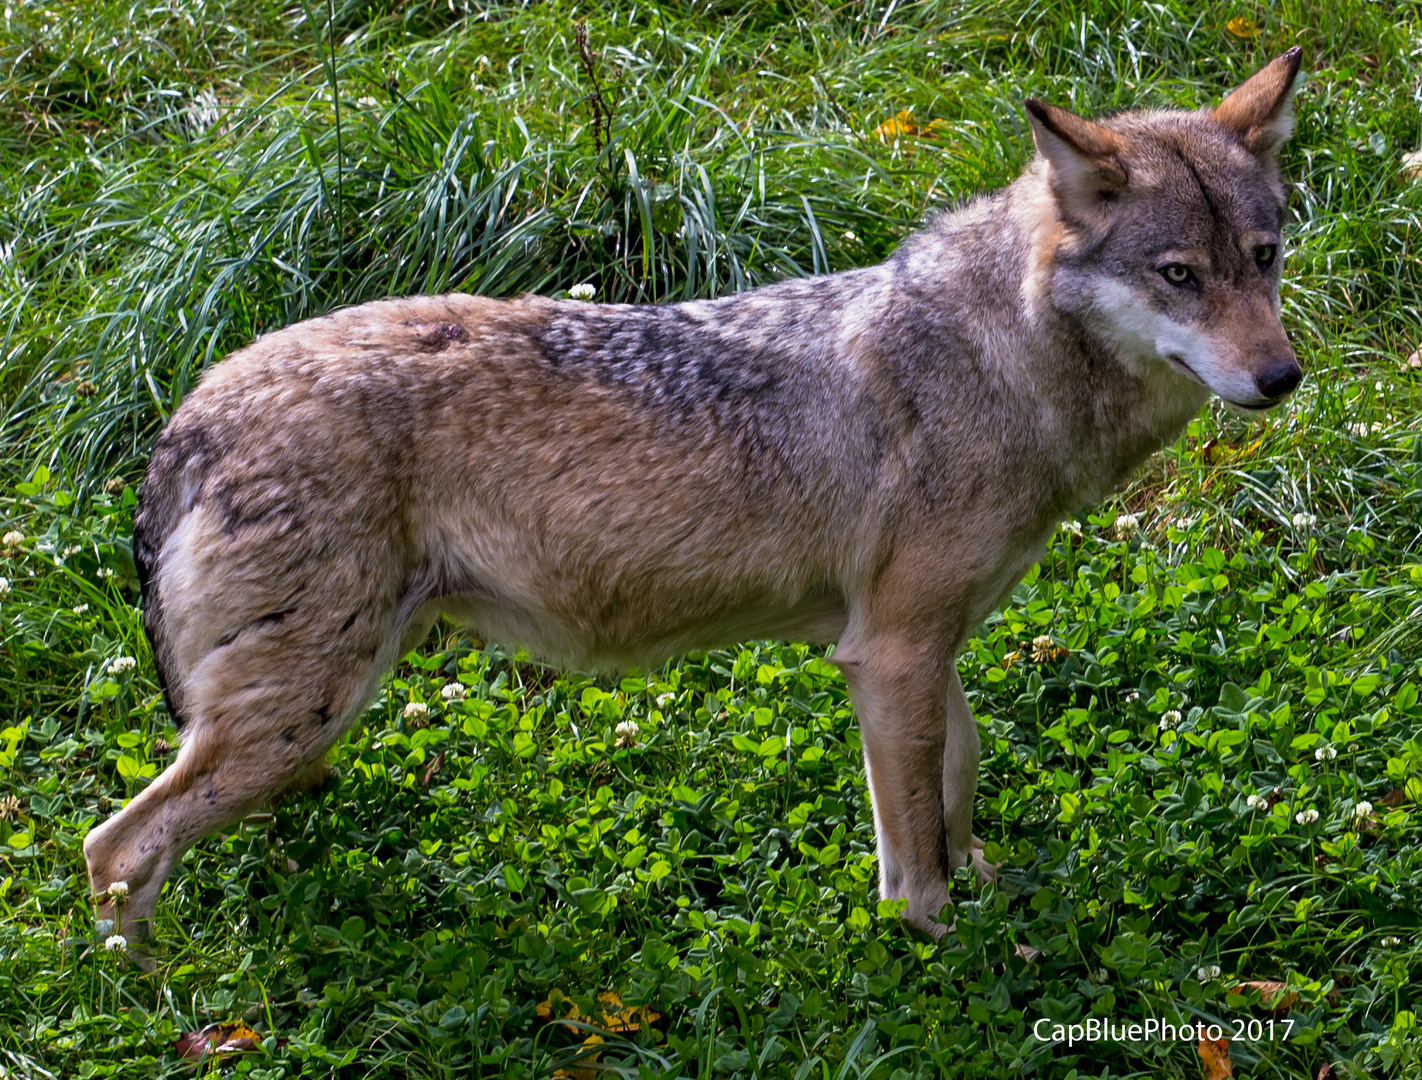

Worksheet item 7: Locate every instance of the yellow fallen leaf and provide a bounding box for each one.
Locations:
[537,988,662,1033]
[1198,1033,1234,1079]
[536,988,581,1021]
[875,109,919,141]
[594,990,661,1032]
[1226,16,1259,39]
[542,991,663,1079]
[554,1033,604,1080]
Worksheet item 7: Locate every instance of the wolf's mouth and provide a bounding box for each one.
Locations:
[1166,351,1283,410]
[1232,396,1286,412]
[1164,352,1208,387]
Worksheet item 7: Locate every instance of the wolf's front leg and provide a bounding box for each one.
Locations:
[837,635,976,936]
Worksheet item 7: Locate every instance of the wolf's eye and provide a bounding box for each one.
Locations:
[1160,264,1196,288]
[1255,244,1277,269]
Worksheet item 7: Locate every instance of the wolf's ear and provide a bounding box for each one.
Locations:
[1024,98,1128,218]
[1214,47,1303,158]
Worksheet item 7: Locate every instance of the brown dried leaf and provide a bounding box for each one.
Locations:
[422,750,444,787]
[1316,1064,1337,1080]
[174,1022,280,1060]
[1231,980,1299,1013]
[1198,1033,1234,1079]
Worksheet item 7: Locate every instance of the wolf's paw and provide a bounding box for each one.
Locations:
[94,913,157,972]
[894,880,953,940]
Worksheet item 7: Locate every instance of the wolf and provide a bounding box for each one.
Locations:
[84,49,1303,953]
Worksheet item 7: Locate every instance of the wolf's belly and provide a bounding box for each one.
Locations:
[434,586,849,671]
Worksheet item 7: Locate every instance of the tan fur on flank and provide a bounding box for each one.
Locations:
[85,51,1305,956]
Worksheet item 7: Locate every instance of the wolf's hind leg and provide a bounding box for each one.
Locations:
[82,641,377,953]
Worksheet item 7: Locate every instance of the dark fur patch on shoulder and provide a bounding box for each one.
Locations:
[531,303,782,416]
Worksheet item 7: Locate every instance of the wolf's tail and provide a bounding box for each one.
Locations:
[132,424,217,729]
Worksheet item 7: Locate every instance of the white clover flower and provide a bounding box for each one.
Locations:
[1159,710,1182,731]
[106,656,136,676]
[62,545,81,557]
[0,577,8,597]
[1354,801,1374,821]
[1114,513,1140,538]
[1382,936,1402,947]
[1030,635,1056,663]
[1291,512,1317,529]
[1315,745,1337,762]
[403,701,429,722]
[843,230,858,243]
[72,604,88,614]
[439,682,466,702]
[1295,808,1319,826]
[2,530,23,550]
[97,567,115,579]
[1246,793,1266,810]
[568,283,596,301]
[106,880,129,901]
[104,934,127,952]
[1197,964,1222,981]
[1124,691,1140,703]
[1138,541,1156,553]
[615,719,640,748]
[655,692,674,707]
[1059,519,1082,537]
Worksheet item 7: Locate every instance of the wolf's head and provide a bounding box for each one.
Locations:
[1026,49,1304,410]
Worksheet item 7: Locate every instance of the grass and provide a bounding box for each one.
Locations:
[2,0,1422,1076]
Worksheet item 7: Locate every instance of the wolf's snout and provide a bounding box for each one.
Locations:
[1255,357,1302,400]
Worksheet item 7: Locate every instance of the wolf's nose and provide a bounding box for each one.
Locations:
[1255,359,1302,399]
